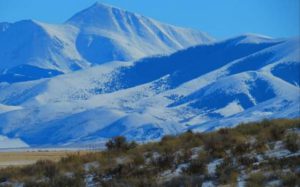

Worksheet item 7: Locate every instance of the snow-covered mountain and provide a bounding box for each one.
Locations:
[0,3,213,83]
[0,30,299,148]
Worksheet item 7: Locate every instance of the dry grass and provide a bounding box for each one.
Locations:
[0,151,89,168]
[0,118,299,186]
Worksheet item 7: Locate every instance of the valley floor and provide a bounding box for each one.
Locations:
[0,151,89,168]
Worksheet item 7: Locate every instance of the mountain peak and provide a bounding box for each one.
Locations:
[64,2,213,45]
[65,2,132,28]
[91,2,120,10]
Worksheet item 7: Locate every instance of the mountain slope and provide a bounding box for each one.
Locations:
[0,3,213,84]
[0,35,298,148]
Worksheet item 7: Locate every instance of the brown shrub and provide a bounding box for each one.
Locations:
[183,159,206,175]
[246,172,266,187]
[106,136,137,151]
[284,132,299,152]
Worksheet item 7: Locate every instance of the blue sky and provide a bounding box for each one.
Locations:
[0,0,299,39]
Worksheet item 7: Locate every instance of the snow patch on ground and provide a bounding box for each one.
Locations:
[207,159,223,176]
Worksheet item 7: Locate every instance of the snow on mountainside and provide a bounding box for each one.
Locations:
[0,33,299,148]
[0,104,22,114]
[0,135,28,149]
[0,2,213,84]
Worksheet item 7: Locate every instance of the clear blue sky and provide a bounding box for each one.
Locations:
[0,0,299,39]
